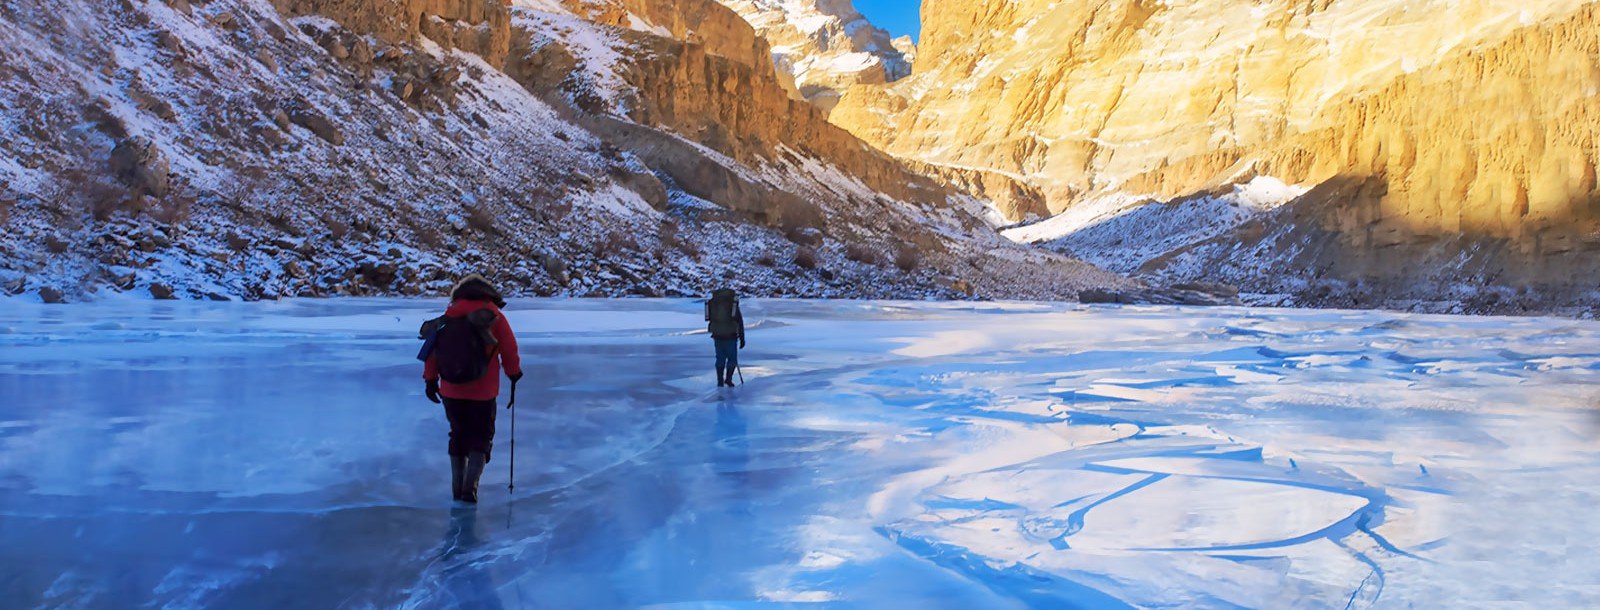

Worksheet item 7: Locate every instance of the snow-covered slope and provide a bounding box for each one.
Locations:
[1005,177,1308,273]
[0,0,1124,303]
[715,0,912,114]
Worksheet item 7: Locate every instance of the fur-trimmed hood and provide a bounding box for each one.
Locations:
[450,274,506,308]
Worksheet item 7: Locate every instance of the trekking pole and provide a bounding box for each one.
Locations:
[736,362,744,385]
[507,378,517,493]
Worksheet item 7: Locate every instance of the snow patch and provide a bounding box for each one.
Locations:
[1004,177,1310,273]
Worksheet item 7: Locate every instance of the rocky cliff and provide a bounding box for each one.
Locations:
[832,0,1600,313]
[714,0,911,114]
[0,0,1123,303]
[544,0,943,207]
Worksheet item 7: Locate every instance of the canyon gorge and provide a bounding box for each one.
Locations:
[0,0,1117,303]
[1,0,1595,314]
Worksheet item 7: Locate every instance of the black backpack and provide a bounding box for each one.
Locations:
[705,289,740,339]
[417,309,499,383]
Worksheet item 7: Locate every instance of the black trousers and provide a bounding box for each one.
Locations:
[442,397,496,461]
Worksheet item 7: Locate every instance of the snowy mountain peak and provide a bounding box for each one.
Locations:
[715,0,912,114]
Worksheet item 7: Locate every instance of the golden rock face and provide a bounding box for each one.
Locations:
[833,0,1600,241]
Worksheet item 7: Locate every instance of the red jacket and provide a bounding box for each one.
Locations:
[423,299,521,401]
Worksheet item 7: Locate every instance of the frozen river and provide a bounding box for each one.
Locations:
[1,298,1597,608]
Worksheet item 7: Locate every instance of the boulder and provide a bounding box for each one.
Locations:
[209,11,237,30]
[287,108,344,145]
[627,283,662,297]
[129,85,176,121]
[359,261,398,287]
[419,15,455,50]
[612,165,668,210]
[537,252,569,285]
[156,30,183,53]
[255,48,279,73]
[433,66,461,85]
[1080,287,1238,306]
[1171,281,1241,298]
[109,136,171,197]
[786,226,824,247]
[349,37,374,64]
[1079,289,1134,305]
[793,246,818,269]
[43,235,70,254]
[392,79,414,100]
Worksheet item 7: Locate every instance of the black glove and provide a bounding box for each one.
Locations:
[508,370,523,383]
[739,336,746,349]
[425,379,441,404]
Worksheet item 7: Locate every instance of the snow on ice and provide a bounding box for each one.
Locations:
[0,298,1597,607]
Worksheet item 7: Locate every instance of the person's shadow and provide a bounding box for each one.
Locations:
[434,507,507,609]
[713,402,750,484]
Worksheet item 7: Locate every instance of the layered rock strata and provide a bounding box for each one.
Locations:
[832,0,1600,312]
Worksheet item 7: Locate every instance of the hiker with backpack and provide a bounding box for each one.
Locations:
[705,288,745,387]
[418,275,522,504]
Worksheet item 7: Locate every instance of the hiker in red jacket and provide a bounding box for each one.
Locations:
[421,275,522,504]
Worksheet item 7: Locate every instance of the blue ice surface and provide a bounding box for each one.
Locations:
[1,298,1598,608]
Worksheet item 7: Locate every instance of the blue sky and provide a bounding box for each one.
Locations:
[855,0,921,41]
